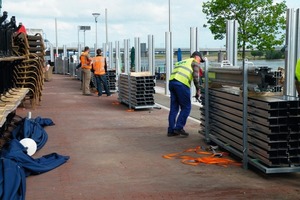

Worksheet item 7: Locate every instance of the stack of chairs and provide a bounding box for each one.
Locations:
[0,11,29,130]
[12,32,45,107]
[0,11,45,149]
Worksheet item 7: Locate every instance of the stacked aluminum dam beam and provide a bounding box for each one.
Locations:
[106,69,117,92]
[118,72,155,109]
[208,66,282,92]
[200,87,300,170]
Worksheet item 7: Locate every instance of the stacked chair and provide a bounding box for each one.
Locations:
[12,32,45,107]
[0,11,45,148]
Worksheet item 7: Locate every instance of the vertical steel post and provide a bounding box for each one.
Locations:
[105,8,108,45]
[190,27,197,53]
[242,61,249,170]
[165,32,172,95]
[55,18,58,74]
[109,42,113,69]
[94,43,97,55]
[148,35,155,75]
[77,26,80,57]
[285,9,297,96]
[204,57,210,143]
[115,41,120,76]
[190,27,197,99]
[233,21,238,66]
[226,20,238,66]
[63,45,67,75]
[124,39,130,74]
[50,44,54,63]
[134,37,141,72]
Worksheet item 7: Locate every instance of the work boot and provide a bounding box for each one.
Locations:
[174,129,189,136]
[167,132,179,137]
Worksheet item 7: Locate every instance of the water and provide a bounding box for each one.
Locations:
[141,58,285,73]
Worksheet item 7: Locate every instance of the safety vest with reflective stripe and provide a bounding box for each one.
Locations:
[296,59,300,81]
[170,58,194,88]
[80,52,92,69]
[92,56,106,75]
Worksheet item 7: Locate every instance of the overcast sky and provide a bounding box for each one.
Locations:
[2,0,300,49]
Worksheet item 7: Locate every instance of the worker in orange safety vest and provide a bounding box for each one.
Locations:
[92,49,111,97]
[80,46,93,96]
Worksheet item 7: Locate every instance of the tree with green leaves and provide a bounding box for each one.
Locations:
[251,50,264,59]
[202,0,287,61]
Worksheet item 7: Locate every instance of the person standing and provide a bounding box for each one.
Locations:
[167,51,205,137]
[92,49,111,97]
[80,46,93,96]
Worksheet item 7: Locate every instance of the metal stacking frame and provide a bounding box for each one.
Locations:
[118,72,156,110]
[202,63,300,173]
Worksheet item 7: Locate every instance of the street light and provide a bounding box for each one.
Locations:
[92,12,100,52]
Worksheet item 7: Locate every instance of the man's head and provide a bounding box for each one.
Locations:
[96,49,102,56]
[84,46,90,52]
[191,51,205,63]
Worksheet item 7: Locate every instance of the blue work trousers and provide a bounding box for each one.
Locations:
[168,80,191,133]
[95,74,111,96]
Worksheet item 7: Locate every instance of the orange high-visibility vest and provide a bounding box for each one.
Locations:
[80,52,92,69]
[92,56,106,75]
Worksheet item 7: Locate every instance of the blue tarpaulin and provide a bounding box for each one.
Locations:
[2,139,70,176]
[11,117,54,150]
[0,158,26,200]
[0,139,69,200]
[0,116,69,200]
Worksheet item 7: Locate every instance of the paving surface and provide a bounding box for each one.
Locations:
[17,74,300,200]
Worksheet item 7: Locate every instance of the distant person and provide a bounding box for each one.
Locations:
[167,51,205,137]
[80,46,93,96]
[92,49,111,97]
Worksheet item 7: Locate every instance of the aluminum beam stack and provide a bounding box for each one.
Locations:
[106,69,117,92]
[201,87,300,171]
[118,72,155,109]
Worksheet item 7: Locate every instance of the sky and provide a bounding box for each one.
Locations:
[1,0,300,49]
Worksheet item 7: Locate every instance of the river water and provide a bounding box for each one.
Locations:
[142,58,285,73]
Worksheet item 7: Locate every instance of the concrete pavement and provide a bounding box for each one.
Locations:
[17,74,300,200]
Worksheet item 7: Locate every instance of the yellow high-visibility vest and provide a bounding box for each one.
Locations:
[296,59,300,81]
[170,58,194,88]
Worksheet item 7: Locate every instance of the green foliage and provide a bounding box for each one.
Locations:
[251,50,264,58]
[265,50,284,59]
[202,0,287,59]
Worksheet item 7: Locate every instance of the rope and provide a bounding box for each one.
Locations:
[162,146,241,167]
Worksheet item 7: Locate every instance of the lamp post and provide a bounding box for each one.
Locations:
[92,12,100,52]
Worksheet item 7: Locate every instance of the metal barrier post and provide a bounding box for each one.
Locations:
[148,35,155,76]
[134,37,141,72]
[165,32,172,95]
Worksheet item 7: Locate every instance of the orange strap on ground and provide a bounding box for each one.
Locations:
[162,146,241,167]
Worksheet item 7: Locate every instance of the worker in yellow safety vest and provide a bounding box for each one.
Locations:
[92,49,111,97]
[80,46,93,96]
[167,51,205,137]
[295,59,300,97]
